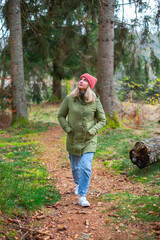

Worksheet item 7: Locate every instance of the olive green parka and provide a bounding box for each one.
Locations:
[58,94,106,156]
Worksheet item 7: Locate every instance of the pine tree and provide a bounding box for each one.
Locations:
[8,0,28,122]
[97,0,116,113]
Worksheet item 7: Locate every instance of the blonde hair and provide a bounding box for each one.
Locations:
[70,85,96,103]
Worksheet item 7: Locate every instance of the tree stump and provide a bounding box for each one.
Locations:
[130,137,160,169]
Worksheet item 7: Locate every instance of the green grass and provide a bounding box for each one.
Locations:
[102,192,160,222]
[0,121,60,213]
[96,126,160,185]
[28,103,59,124]
[96,123,160,231]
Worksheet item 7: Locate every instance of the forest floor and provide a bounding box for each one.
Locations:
[0,103,159,240]
[20,124,158,240]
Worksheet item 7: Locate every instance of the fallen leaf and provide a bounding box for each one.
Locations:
[155,231,160,236]
[108,214,118,217]
[43,236,51,240]
[85,220,89,226]
[57,224,67,231]
[36,215,46,220]
[97,202,103,206]
[105,219,110,225]
[76,211,87,214]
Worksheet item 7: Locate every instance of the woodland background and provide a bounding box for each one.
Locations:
[0,0,160,125]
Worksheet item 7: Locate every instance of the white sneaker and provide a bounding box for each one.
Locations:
[79,196,90,207]
[75,184,79,195]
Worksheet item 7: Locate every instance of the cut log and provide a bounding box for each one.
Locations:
[130,137,160,169]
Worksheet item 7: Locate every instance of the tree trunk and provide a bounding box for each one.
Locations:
[8,0,28,121]
[52,62,62,99]
[97,0,116,114]
[130,137,160,169]
[52,78,62,99]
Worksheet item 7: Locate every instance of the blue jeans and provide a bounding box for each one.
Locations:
[69,152,94,196]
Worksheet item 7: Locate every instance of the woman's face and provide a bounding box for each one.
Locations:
[78,77,89,92]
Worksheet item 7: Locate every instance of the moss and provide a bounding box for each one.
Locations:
[12,117,29,126]
[101,112,121,132]
[66,80,71,95]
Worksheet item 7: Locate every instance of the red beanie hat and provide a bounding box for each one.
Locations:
[80,73,97,90]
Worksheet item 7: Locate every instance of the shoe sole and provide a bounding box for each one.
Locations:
[78,202,90,207]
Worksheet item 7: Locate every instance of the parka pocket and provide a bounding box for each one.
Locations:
[85,131,93,141]
[67,130,74,141]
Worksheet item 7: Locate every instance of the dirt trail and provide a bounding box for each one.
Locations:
[32,125,154,240]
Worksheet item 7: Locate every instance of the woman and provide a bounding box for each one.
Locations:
[58,73,106,207]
